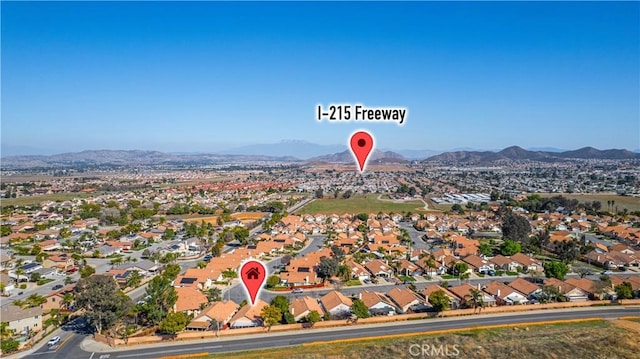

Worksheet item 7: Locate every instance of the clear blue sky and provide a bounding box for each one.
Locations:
[2,1,639,154]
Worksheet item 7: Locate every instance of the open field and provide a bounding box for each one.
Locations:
[182,212,267,225]
[1,192,95,206]
[536,193,640,212]
[297,195,426,215]
[209,319,640,359]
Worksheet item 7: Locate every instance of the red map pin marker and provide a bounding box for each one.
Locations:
[239,260,268,306]
[349,131,374,172]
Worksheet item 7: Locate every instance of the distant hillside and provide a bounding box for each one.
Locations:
[0,150,300,169]
[220,140,347,160]
[308,150,406,163]
[423,146,639,163]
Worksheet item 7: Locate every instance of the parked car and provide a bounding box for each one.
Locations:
[52,284,63,290]
[292,288,304,294]
[47,336,61,346]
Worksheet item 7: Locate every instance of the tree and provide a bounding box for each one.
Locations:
[501,212,531,243]
[29,272,42,282]
[350,299,370,318]
[142,275,178,325]
[478,243,492,257]
[61,292,74,310]
[337,265,350,281]
[75,276,133,334]
[270,296,290,324]
[465,288,485,312]
[315,188,324,199]
[162,228,175,241]
[499,240,521,256]
[163,264,181,280]
[428,290,450,316]
[306,310,321,326]
[159,312,190,338]
[555,240,580,264]
[261,305,282,331]
[1,337,19,354]
[538,285,563,303]
[615,282,634,300]
[355,213,369,222]
[266,275,281,288]
[80,265,96,278]
[126,271,142,288]
[544,261,568,280]
[0,225,12,237]
[330,245,345,260]
[316,257,339,282]
[206,287,222,303]
[59,227,72,239]
[451,262,469,277]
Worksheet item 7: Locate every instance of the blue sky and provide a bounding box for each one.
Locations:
[2,1,639,154]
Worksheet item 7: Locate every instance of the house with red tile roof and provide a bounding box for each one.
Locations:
[174,286,208,315]
[422,284,460,309]
[358,290,396,316]
[229,300,268,328]
[289,296,325,322]
[187,300,240,331]
[320,291,353,318]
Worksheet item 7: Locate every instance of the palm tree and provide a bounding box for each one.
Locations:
[126,271,142,289]
[61,293,74,310]
[15,268,26,282]
[464,289,485,313]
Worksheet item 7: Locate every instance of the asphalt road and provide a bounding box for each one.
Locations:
[32,306,639,359]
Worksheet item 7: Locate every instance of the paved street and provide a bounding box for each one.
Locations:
[22,306,640,359]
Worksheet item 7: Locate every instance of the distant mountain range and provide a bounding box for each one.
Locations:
[308,150,406,163]
[219,140,347,160]
[1,144,637,169]
[423,146,639,163]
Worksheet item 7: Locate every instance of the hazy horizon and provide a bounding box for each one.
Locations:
[2,2,639,154]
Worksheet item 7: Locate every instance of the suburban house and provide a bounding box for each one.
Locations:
[364,259,395,278]
[320,290,353,318]
[461,255,494,273]
[229,299,268,328]
[386,287,428,313]
[358,290,397,316]
[174,286,208,315]
[0,273,16,296]
[422,284,461,310]
[289,296,325,322]
[482,281,529,305]
[0,304,43,336]
[345,259,370,282]
[112,260,159,276]
[507,278,541,299]
[544,278,589,302]
[489,255,521,272]
[564,278,601,300]
[187,300,240,331]
[448,284,497,308]
[43,254,75,272]
[396,259,424,276]
[510,253,543,272]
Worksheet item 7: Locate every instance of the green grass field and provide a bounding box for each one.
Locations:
[1,192,94,207]
[297,195,426,215]
[536,193,640,212]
